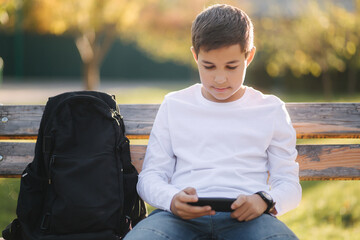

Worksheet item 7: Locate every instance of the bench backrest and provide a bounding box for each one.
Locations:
[0,103,359,180]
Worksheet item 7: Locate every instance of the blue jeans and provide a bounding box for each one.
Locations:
[124,209,298,240]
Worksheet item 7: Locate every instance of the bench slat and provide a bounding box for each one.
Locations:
[287,103,360,139]
[1,142,359,180]
[0,142,147,177]
[0,105,45,137]
[297,144,360,180]
[0,104,160,138]
[1,103,360,139]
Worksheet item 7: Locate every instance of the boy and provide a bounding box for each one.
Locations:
[125,4,301,240]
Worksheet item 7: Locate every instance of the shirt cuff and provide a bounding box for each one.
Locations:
[163,188,181,212]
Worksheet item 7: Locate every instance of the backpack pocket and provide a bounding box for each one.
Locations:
[122,172,138,215]
[16,164,47,229]
[49,153,121,234]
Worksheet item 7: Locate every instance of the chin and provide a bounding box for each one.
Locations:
[212,96,232,103]
[211,93,232,102]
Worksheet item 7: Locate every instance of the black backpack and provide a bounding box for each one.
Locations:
[2,91,146,240]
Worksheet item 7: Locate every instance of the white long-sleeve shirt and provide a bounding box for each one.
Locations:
[137,84,301,216]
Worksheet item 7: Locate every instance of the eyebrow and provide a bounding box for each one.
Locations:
[201,60,240,65]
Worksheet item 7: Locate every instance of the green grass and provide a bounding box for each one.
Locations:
[0,82,359,239]
[114,87,175,104]
[111,82,193,104]
[1,180,359,240]
[279,181,360,240]
[0,179,20,230]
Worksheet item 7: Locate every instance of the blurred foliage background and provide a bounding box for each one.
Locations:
[0,0,359,99]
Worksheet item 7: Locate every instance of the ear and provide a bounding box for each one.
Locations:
[246,47,256,67]
[190,46,198,63]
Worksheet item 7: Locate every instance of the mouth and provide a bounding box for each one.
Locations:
[213,87,230,93]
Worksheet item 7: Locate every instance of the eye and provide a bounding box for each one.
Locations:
[204,65,215,70]
[227,66,238,70]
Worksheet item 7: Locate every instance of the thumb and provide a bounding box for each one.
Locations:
[183,187,197,196]
[181,187,198,203]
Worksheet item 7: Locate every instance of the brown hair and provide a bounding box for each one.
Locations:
[191,4,254,57]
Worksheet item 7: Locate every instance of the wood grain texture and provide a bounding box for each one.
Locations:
[0,142,147,177]
[0,105,44,137]
[287,103,360,138]
[0,142,34,176]
[296,145,360,180]
[1,103,360,138]
[1,103,359,179]
[1,142,359,180]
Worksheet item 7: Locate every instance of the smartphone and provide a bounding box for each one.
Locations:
[188,197,236,212]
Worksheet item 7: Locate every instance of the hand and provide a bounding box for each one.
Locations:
[230,194,267,222]
[170,187,215,220]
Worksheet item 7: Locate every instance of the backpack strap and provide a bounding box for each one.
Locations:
[42,135,54,181]
[119,137,135,174]
[130,195,147,227]
[2,218,22,240]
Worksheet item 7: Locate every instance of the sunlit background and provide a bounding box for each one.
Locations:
[0,0,359,239]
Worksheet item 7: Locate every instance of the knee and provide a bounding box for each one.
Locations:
[124,211,177,240]
[253,214,298,240]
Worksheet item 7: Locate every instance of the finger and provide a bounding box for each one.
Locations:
[175,196,211,213]
[189,205,212,213]
[232,200,252,221]
[176,203,213,218]
[231,194,247,210]
[180,206,215,219]
[230,205,247,219]
[237,207,253,222]
[231,199,246,218]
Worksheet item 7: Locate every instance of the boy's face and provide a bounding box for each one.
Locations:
[191,44,255,103]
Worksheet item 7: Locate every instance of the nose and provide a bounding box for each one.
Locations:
[214,74,226,84]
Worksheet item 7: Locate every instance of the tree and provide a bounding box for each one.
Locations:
[22,0,147,90]
[254,0,360,98]
[0,0,16,29]
[1,0,247,89]
[344,0,360,94]
[3,0,187,90]
[0,0,210,89]
[130,0,245,66]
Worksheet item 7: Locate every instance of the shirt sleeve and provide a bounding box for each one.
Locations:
[267,102,302,216]
[136,99,181,211]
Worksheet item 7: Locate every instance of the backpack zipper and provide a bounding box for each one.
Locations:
[44,95,117,135]
[114,125,125,236]
[48,155,55,184]
[111,108,126,135]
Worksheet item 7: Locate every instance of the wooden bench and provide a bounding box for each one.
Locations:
[0,103,360,181]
